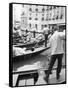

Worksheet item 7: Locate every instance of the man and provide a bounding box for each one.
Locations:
[43,25,49,47]
[44,25,65,83]
[26,31,31,42]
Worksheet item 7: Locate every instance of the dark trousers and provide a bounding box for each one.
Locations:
[46,54,63,78]
[45,34,48,47]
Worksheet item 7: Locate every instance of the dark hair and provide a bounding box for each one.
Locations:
[54,25,59,31]
[44,25,47,27]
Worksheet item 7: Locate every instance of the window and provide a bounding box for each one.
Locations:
[42,14,44,16]
[46,6,49,10]
[41,17,44,21]
[46,18,48,21]
[52,17,55,20]
[21,12,25,16]
[29,8,32,11]
[56,15,58,20]
[29,23,31,28]
[49,13,51,20]
[46,13,49,21]
[35,18,38,20]
[49,6,52,10]
[22,4,24,7]
[35,8,38,12]
[42,8,45,12]
[29,13,32,16]
[60,7,64,19]
[36,13,38,16]
[29,17,32,20]
[35,24,38,29]
[53,6,56,9]
[60,14,63,19]
[41,25,44,29]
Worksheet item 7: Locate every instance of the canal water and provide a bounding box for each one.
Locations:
[13,48,65,72]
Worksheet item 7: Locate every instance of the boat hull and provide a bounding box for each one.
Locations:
[14,40,45,48]
[13,47,50,62]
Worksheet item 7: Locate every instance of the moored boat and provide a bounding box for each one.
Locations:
[13,39,45,48]
[13,46,50,61]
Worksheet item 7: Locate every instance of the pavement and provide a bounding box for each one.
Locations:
[13,68,66,86]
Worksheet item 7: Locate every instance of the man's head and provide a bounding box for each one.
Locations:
[54,25,59,32]
[44,24,49,28]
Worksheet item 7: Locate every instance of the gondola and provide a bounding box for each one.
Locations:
[13,39,45,48]
[13,46,50,61]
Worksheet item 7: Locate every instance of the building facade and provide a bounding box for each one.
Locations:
[13,4,66,32]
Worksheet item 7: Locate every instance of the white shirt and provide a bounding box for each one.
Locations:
[49,31,65,55]
[27,32,32,41]
[43,27,49,34]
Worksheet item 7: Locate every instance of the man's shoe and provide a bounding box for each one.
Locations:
[56,74,60,80]
[44,77,49,83]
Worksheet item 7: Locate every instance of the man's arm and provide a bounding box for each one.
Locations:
[59,32,65,40]
[47,37,51,47]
